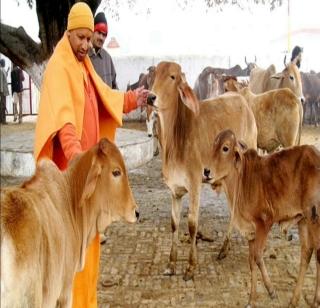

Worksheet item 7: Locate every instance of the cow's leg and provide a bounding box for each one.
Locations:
[314,249,320,307]
[246,223,274,307]
[289,220,313,307]
[184,189,200,281]
[164,194,183,276]
[217,222,232,260]
[247,239,258,308]
[254,224,276,299]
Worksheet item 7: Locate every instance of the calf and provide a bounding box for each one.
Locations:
[240,87,302,153]
[1,138,138,308]
[204,129,320,307]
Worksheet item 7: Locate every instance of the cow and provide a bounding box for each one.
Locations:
[1,138,138,308]
[236,86,302,153]
[127,66,159,147]
[223,76,249,93]
[301,72,320,126]
[147,61,257,281]
[193,57,257,100]
[203,129,320,308]
[249,56,304,104]
[193,67,225,100]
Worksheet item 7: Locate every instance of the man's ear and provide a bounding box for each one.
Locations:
[178,73,200,115]
[79,156,101,207]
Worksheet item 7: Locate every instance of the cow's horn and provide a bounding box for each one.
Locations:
[284,55,287,67]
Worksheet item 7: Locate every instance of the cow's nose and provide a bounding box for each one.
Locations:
[300,97,305,104]
[204,168,211,178]
[147,94,157,106]
[148,134,152,137]
[135,210,140,220]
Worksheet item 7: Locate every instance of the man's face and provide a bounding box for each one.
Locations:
[92,31,107,49]
[68,28,93,61]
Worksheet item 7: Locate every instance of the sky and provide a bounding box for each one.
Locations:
[1,0,320,71]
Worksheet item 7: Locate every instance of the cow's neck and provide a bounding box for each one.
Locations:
[64,151,96,269]
[159,98,197,166]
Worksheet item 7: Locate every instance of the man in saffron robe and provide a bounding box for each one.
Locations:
[33,3,148,307]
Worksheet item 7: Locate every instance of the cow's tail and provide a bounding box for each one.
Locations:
[296,100,303,145]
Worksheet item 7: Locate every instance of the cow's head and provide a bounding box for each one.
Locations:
[271,56,304,103]
[223,76,240,92]
[80,139,138,230]
[147,61,200,116]
[244,56,257,75]
[203,129,247,185]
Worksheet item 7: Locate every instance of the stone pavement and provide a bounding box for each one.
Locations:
[0,117,154,177]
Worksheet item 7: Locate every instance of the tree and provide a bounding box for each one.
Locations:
[0,0,102,88]
[0,0,282,88]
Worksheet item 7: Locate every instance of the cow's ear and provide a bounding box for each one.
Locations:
[270,72,284,80]
[234,146,243,170]
[238,140,248,151]
[80,156,101,207]
[178,74,200,115]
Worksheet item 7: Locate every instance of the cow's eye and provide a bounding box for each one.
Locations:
[290,75,294,81]
[222,146,229,153]
[170,75,175,80]
[112,169,121,177]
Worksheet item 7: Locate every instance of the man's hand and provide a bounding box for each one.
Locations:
[134,86,149,107]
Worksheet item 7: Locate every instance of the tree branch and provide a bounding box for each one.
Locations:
[0,23,45,69]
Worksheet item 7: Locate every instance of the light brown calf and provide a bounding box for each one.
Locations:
[228,85,303,153]
[204,129,320,307]
[1,139,138,308]
[147,61,257,280]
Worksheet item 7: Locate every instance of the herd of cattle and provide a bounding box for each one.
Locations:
[1,57,320,307]
[128,56,320,137]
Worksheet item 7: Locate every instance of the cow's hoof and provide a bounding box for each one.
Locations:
[288,302,297,308]
[163,266,175,276]
[216,249,227,260]
[268,289,277,299]
[183,268,194,281]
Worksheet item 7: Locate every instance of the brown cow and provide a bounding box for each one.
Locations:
[204,129,320,307]
[239,87,302,153]
[249,57,304,104]
[1,139,138,307]
[147,61,257,280]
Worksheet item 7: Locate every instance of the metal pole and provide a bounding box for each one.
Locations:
[287,0,291,53]
[29,75,32,115]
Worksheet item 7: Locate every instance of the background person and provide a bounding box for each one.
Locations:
[0,59,9,124]
[33,3,148,308]
[89,12,118,89]
[11,63,24,123]
[291,45,303,68]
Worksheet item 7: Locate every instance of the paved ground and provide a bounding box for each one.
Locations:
[1,124,319,308]
[96,154,316,308]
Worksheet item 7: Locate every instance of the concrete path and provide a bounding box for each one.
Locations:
[0,121,154,177]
